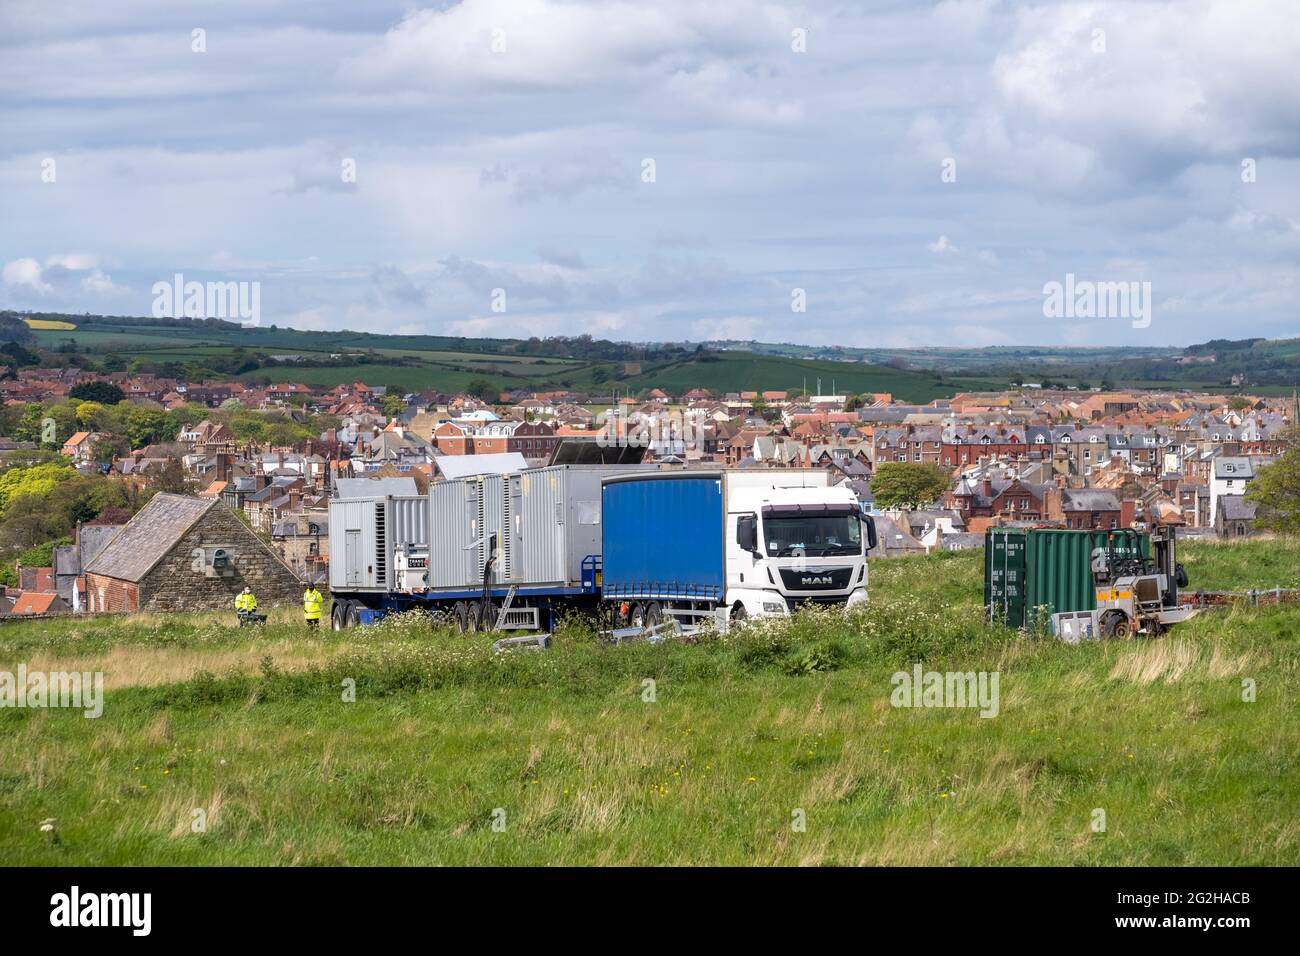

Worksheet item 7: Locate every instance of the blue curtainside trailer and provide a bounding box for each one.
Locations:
[601,473,726,604]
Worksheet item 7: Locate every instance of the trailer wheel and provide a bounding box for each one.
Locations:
[346,603,362,628]
[629,602,646,628]
[452,601,470,634]
[331,602,348,631]
[470,599,497,632]
[644,602,663,628]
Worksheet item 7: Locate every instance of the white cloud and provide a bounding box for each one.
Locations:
[2,258,51,293]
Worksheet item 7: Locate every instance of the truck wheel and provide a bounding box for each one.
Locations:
[730,603,749,623]
[331,602,347,631]
[629,602,646,627]
[346,604,362,628]
[645,602,663,628]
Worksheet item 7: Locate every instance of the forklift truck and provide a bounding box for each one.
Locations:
[1087,526,1198,637]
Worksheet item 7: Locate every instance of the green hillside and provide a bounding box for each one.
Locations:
[13,311,1300,399]
[14,313,994,401]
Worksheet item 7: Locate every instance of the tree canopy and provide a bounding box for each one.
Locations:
[869,462,950,510]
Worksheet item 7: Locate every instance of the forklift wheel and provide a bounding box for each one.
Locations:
[1101,611,1131,639]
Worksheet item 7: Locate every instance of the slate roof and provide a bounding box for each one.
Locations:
[1060,489,1122,512]
[1219,495,1258,521]
[84,494,215,583]
[1213,457,1254,480]
[335,477,419,498]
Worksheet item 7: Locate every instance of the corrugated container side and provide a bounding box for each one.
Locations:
[427,479,478,589]
[516,469,563,585]
[985,528,1151,628]
[389,497,430,551]
[421,465,652,593]
[601,475,725,602]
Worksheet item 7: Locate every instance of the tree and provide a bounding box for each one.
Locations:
[13,403,46,443]
[69,381,125,404]
[0,341,40,368]
[228,410,268,443]
[467,378,497,402]
[75,401,106,428]
[149,459,192,495]
[0,461,76,515]
[122,405,175,449]
[382,394,406,419]
[869,462,951,510]
[1245,430,1300,534]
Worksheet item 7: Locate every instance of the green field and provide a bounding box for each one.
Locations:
[1,540,1296,866]
[21,316,999,401]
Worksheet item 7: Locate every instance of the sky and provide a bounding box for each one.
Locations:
[1,0,1297,348]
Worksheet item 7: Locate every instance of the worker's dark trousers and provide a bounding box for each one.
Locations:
[306,618,319,628]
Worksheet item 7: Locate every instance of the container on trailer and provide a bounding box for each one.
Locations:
[328,495,429,592]
[425,465,639,592]
[985,527,1149,629]
[601,472,726,604]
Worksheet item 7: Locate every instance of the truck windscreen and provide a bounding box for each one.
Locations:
[763,512,862,557]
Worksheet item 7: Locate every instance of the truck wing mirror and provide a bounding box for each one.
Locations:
[862,515,878,552]
[736,514,758,553]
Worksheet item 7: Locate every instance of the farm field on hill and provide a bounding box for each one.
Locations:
[1,542,1296,866]
[27,317,1001,400]
[620,352,1000,403]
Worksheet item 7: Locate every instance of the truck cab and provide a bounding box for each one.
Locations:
[724,479,875,620]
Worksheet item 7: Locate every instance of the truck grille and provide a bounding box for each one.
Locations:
[778,567,855,591]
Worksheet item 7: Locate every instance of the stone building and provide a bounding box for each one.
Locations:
[83,493,303,612]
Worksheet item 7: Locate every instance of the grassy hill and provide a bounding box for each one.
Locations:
[16,313,997,401]
[1,540,1296,865]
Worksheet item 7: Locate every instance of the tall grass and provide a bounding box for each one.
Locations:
[0,541,1296,865]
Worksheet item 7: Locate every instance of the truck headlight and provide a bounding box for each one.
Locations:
[847,588,869,607]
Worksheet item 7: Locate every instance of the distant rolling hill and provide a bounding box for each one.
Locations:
[10,312,1000,402]
[9,311,1299,398]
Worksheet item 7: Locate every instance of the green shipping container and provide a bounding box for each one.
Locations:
[984,528,1150,629]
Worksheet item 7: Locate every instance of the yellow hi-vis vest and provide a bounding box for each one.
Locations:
[235,592,257,612]
[303,589,323,620]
